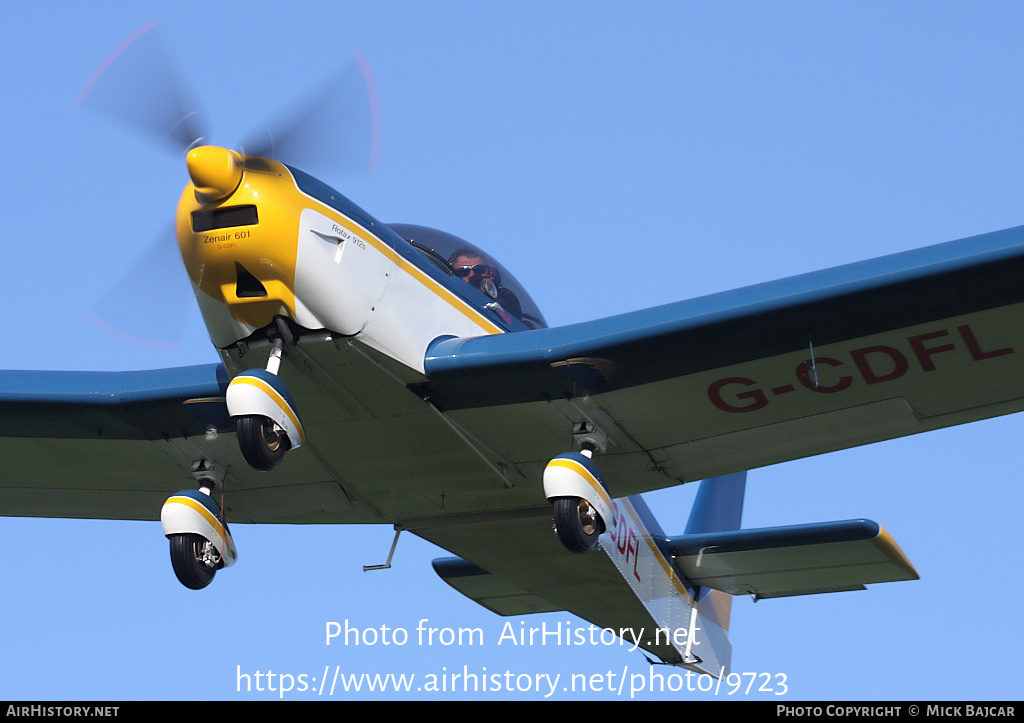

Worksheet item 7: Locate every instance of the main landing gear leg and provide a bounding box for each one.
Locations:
[161,461,238,590]
[227,317,305,472]
[543,424,615,554]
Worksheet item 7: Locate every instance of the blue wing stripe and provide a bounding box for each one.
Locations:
[425,225,1024,408]
[0,363,229,439]
[666,518,882,556]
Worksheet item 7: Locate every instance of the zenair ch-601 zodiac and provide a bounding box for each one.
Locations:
[4,25,1023,679]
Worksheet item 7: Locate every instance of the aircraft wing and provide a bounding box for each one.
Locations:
[423,224,1024,490]
[0,224,1017,661]
[0,363,377,524]
[5,225,1022,526]
[0,364,237,520]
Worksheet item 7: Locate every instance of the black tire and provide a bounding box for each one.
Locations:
[169,533,218,590]
[552,496,604,553]
[237,414,290,471]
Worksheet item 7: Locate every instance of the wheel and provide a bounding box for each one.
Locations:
[552,496,604,553]
[169,533,219,590]
[237,414,290,471]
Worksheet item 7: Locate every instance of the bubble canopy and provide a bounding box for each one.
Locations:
[388,224,548,329]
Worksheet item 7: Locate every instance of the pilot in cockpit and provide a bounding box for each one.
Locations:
[449,247,523,320]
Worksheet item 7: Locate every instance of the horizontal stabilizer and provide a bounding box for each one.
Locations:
[667,519,918,599]
[432,557,561,616]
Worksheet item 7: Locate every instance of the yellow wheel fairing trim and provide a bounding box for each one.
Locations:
[545,457,614,511]
[161,495,237,566]
[543,456,616,538]
[227,375,305,446]
[164,495,229,543]
[176,148,504,345]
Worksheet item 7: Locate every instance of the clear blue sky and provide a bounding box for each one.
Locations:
[1,1,1021,701]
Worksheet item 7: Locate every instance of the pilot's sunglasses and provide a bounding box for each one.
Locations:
[454,265,490,278]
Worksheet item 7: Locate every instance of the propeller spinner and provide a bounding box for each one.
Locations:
[187,146,244,203]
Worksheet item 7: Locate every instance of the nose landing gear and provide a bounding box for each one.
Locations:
[236,411,291,471]
[226,319,304,471]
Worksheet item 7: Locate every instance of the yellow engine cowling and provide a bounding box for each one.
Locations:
[175,147,304,346]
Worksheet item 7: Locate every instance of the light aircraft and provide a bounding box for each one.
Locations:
[3,21,1022,682]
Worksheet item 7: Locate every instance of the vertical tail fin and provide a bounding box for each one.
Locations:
[681,472,746,675]
[685,471,746,535]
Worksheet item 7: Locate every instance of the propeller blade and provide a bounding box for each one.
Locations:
[75,20,205,152]
[85,228,194,352]
[78,28,383,353]
[240,53,381,176]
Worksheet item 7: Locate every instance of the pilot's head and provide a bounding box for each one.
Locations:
[450,248,499,298]
[451,251,488,281]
